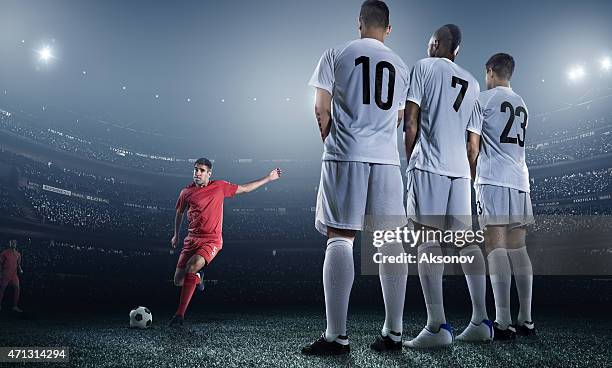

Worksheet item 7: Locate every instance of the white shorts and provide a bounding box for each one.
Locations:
[315,161,407,235]
[406,168,472,230]
[475,184,534,229]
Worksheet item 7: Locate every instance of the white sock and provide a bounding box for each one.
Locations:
[507,247,533,324]
[379,240,407,342]
[460,245,489,324]
[323,237,354,342]
[487,248,512,329]
[417,241,446,331]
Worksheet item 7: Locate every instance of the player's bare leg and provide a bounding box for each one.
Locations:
[169,254,206,327]
[174,266,204,288]
[485,225,515,339]
[302,226,354,355]
[404,222,453,349]
[507,226,535,336]
[11,279,22,313]
[173,268,186,287]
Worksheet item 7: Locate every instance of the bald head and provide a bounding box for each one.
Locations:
[428,24,462,60]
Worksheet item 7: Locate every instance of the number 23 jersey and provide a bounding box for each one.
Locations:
[309,38,409,166]
[407,57,482,179]
[475,86,530,192]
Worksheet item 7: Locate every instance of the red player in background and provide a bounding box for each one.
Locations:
[0,239,24,313]
[168,158,281,326]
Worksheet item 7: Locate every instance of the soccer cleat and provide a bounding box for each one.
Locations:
[403,324,454,349]
[167,315,184,328]
[301,334,350,356]
[456,319,493,342]
[493,322,516,341]
[370,333,402,352]
[196,271,205,292]
[11,306,23,313]
[515,321,536,337]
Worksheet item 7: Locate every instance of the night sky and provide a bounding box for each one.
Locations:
[1,0,610,159]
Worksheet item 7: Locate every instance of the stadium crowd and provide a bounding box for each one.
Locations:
[530,168,612,201]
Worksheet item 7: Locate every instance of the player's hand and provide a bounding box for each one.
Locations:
[170,234,179,249]
[321,124,331,142]
[19,269,23,275]
[268,168,282,181]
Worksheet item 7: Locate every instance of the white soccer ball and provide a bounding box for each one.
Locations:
[129,306,153,329]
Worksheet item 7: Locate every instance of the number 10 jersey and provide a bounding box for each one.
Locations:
[475,86,530,193]
[309,38,409,166]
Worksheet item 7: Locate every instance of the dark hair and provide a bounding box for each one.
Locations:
[435,24,462,53]
[194,157,213,169]
[486,53,515,80]
[359,0,389,29]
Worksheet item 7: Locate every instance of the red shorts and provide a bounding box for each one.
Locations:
[176,237,222,268]
[0,274,19,286]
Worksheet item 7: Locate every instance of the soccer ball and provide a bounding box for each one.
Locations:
[129,306,152,328]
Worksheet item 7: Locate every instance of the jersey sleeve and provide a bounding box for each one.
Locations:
[521,99,530,128]
[406,60,426,107]
[308,49,335,95]
[175,189,188,212]
[466,99,483,135]
[221,181,239,198]
[477,89,495,121]
[398,62,410,110]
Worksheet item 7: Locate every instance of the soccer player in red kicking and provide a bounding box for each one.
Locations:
[168,158,281,326]
[0,239,24,313]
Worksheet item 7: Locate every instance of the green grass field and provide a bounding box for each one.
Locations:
[0,307,609,368]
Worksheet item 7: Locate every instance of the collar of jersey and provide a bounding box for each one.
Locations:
[359,37,386,46]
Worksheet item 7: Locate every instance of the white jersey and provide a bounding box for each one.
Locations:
[309,38,409,166]
[475,86,530,192]
[406,57,482,178]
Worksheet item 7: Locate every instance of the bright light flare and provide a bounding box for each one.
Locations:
[567,66,585,81]
[601,57,611,71]
[38,46,52,62]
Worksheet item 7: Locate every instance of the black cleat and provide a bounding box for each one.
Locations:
[167,315,184,328]
[493,322,516,341]
[515,321,537,337]
[370,333,402,352]
[301,334,350,356]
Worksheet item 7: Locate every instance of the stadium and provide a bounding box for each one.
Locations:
[0,0,611,367]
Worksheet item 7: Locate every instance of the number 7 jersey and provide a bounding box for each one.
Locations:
[309,38,410,166]
[406,57,482,178]
[475,86,530,193]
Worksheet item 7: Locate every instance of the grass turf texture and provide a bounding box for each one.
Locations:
[0,307,609,368]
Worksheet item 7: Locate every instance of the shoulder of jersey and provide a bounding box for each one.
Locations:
[479,88,498,107]
[414,57,438,69]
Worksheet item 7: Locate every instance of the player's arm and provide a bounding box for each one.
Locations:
[403,101,420,160]
[236,168,282,195]
[170,209,184,249]
[467,132,481,180]
[397,109,404,128]
[314,88,332,142]
[17,254,23,274]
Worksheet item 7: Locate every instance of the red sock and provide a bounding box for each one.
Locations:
[176,273,198,317]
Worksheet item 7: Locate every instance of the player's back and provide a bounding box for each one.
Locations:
[407,57,480,178]
[476,86,530,192]
[309,38,409,165]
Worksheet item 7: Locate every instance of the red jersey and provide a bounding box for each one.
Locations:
[175,180,238,242]
[0,249,20,278]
